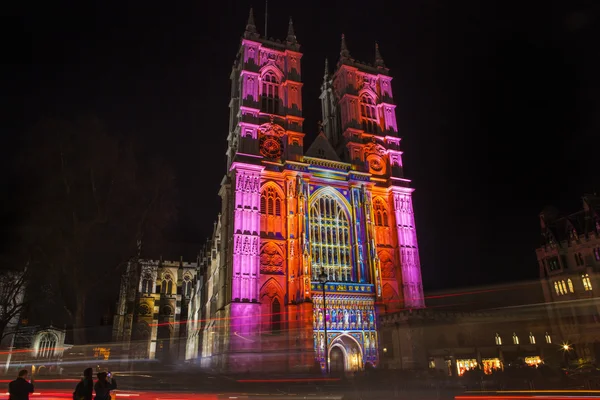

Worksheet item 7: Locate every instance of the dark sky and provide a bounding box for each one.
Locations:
[5,0,600,291]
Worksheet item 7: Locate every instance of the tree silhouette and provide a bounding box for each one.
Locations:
[0,265,29,342]
[18,116,177,344]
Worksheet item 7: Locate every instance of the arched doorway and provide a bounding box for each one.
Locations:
[330,346,345,373]
[328,334,364,372]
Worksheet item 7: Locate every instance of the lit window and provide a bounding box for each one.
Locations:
[568,279,574,293]
[261,71,280,114]
[512,333,519,345]
[561,280,567,294]
[529,332,536,344]
[310,193,353,282]
[554,281,560,295]
[582,274,593,291]
[495,333,502,346]
[360,94,378,134]
[37,333,58,359]
[545,332,552,344]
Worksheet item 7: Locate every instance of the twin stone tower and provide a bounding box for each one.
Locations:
[114,9,425,373]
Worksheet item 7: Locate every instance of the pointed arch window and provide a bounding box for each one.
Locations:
[261,71,280,114]
[512,333,519,345]
[309,193,353,282]
[494,333,502,346]
[545,332,552,344]
[567,279,574,293]
[260,185,284,235]
[360,94,378,134]
[582,274,593,291]
[142,276,153,295]
[261,186,281,217]
[161,274,174,295]
[373,198,389,227]
[182,276,192,298]
[529,332,536,344]
[37,333,58,358]
[554,281,560,295]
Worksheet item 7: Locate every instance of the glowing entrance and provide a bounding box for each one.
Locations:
[329,334,364,372]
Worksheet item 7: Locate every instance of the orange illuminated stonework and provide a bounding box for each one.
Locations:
[196,10,425,373]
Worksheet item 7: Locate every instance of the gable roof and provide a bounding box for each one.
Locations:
[304,132,341,161]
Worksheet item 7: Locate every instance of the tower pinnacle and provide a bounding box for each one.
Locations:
[375,42,386,68]
[323,58,329,79]
[339,34,352,64]
[286,17,297,45]
[244,8,258,39]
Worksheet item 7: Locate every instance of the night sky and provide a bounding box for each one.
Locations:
[4,0,600,292]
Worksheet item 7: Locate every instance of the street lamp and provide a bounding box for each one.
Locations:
[318,269,329,374]
[561,342,572,368]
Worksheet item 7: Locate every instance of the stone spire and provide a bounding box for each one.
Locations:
[375,42,386,68]
[286,17,297,44]
[324,58,329,78]
[340,34,350,58]
[244,8,259,39]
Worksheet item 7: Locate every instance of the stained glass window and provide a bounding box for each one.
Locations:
[310,193,353,282]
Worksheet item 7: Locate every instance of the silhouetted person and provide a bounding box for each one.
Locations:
[94,372,116,400]
[9,369,34,400]
[73,368,94,400]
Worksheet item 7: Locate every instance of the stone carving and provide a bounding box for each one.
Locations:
[378,250,395,279]
[242,237,251,254]
[364,142,386,156]
[260,278,282,299]
[234,236,242,254]
[260,242,285,274]
[258,121,286,138]
[236,173,260,193]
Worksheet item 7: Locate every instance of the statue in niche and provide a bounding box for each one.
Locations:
[318,310,323,328]
[344,309,349,328]
[337,309,343,329]
[350,309,356,328]
[331,308,337,324]
[364,334,370,356]
[357,307,362,327]
[368,310,374,327]
[320,333,325,351]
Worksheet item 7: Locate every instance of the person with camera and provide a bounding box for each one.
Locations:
[8,369,34,400]
[94,371,117,400]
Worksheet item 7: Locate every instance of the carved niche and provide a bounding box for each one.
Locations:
[378,250,396,279]
[260,242,285,274]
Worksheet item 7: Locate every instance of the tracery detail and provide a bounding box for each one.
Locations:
[309,193,353,282]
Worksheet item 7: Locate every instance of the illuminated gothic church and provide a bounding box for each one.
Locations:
[197,9,425,373]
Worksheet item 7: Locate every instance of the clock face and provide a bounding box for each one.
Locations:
[260,136,283,159]
[367,155,386,175]
[138,303,151,316]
